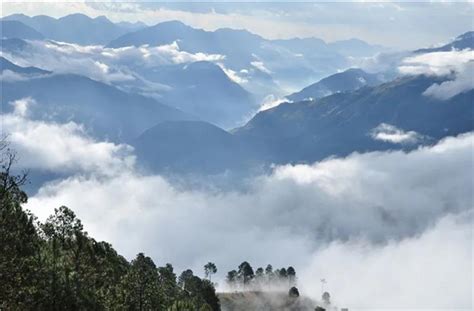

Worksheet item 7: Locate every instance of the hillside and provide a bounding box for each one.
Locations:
[0,56,50,75]
[236,75,474,164]
[0,20,44,40]
[219,291,320,311]
[2,74,193,142]
[287,68,384,102]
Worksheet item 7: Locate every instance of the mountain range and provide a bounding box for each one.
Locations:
[132,74,473,173]
[135,60,257,129]
[1,15,387,124]
[415,31,474,53]
[1,13,146,45]
[0,20,44,40]
[0,14,472,179]
[1,56,50,75]
[106,20,383,93]
[1,62,192,142]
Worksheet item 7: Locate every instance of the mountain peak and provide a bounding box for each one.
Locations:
[455,31,474,41]
[152,20,191,30]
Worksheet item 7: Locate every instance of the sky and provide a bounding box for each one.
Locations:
[2,1,473,49]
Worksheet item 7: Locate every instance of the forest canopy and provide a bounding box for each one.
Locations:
[0,141,220,310]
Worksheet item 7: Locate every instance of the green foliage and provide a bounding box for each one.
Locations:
[227,262,297,291]
[0,144,221,311]
[237,261,254,288]
[226,270,238,287]
[0,145,46,309]
[204,262,217,282]
[117,253,163,310]
[167,300,196,311]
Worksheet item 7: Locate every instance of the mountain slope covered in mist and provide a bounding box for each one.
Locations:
[135,74,473,173]
[219,292,319,311]
[237,75,473,163]
[140,61,256,128]
[2,73,193,142]
[287,68,384,101]
[416,31,474,53]
[0,56,50,75]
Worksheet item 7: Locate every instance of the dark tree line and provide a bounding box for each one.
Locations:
[226,262,297,291]
[0,142,220,310]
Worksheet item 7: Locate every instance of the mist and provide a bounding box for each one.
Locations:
[14,98,472,308]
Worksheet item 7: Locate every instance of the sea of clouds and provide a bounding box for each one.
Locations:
[1,97,470,309]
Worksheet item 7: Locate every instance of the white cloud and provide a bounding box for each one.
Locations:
[370,123,425,144]
[156,41,225,64]
[3,98,134,174]
[217,63,248,84]
[399,50,474,100]
[423,61,474,100]
[10,97,33,117]
[300,211,473,310]
[0,69,46,82]
[3,40,225,85]
[24,131,473,309]
[399,50,473,76]
[251,61,272,74]
[258,94,289,111]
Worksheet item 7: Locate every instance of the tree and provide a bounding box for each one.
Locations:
[118,253,163,310]
[178,269,194,290]
[254,267,264,288]
[264,264,274,284]
[265,264,273,275]
[41,206,91,309]
[279,267,288,279]
[226,270,238,288]
[204,262,217,282]
[0,141,46,309]
[289,286,300,297]
[0,140,28,205]
[158,263,179,308]
[322,291,331,305]
[178,274,220,310]
[287,266,296,286]
[237,261,254,289]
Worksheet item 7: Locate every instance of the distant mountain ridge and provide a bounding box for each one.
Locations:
[415,31,474,53]
[287,68,385,102]
[133,74,473,174]
[2,13,145,44]
[0,56,51,75]
[0,20,44,40]
[139,60,256,128]
[106,20,384,93]
[2,73,193,142]
[236,75,473,164]
[132,120,257,174]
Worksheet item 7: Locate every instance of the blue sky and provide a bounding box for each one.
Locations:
[2,1,473,49]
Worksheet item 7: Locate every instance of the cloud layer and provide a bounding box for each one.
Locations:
[3,98,134,174]
[2,40,226,85]
[399,50,474,100]
[18,105,472,309]
[300,211,472,309]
